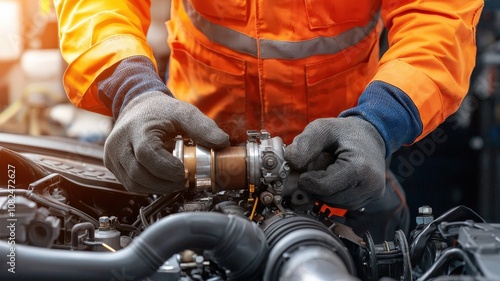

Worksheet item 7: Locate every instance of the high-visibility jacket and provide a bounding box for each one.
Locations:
[56,0,483,145]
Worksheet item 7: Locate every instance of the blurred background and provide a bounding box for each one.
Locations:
[0,0,499,225]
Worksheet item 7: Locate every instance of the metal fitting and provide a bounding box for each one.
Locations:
[418,205,433,215]
[260,192,274,205]
[416,205,434,225]
[99,216,110,231]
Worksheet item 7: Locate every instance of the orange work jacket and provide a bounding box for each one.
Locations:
[56,0,483,145]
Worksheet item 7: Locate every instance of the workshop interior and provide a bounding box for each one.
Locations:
[1,1,500,280]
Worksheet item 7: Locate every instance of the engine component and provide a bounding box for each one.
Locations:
[2,133,500,281]
[353,230,411,281]
[0,146,49,186]
[149,256,182,281]
[416,205,434,225]
[0,195,59,248]
[70,222,94,250]
[26,207,60,248]
[0,212,269,281]
[261,213,357,281]
[0,195,37,243]
[94,216,121,252]
[173,130,290,198]
[214,201,247,217]
[456,223,500,279]
[409,205,485,268]
[49,187,67,204]
[182,198,212,212]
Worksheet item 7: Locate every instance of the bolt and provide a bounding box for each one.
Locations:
[416,205,434,225]
[263,155,277,169]
[99,216,110,230]
[418,205,432,215]
[260,192,274,205]
[195,255,204,264]
[416,216,434,225]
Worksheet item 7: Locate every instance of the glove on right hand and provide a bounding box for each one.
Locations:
[285,117,386,210]
[104,91,230,194]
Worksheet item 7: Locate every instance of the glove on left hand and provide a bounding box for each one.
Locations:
[285,116,386,210]
[104,91,229,194]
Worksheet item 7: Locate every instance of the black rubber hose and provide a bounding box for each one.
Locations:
[416,248,480,281]
[71,222,95,250]
[280,246,359,281]
[0,189,99,227]
[0,212,268,281]
[262,214,357,281]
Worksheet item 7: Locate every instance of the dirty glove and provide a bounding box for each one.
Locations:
[285,117,386,210]
[98,56,229,193]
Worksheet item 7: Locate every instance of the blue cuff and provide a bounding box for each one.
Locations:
[339,81,423,157]
[97,56,171,120]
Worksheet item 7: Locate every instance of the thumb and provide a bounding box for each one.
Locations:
[174,102,230,149]
[285,121,333,170]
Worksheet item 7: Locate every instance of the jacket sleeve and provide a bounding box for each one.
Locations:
[55,0,156,115]
[375,0,484,141]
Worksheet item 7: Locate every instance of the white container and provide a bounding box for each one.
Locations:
[0,1,23,61]
[20,49,63,81]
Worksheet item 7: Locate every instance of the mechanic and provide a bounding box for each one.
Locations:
[55,0,483,242]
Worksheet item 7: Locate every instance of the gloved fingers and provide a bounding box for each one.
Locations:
[297,162,354,196]
[298,159,384,210]
[173,102,230,149]
[111,159,184,194]
[285,122,334,170]
[312,187,378,210]
[131,134,186,183]
[104,127,186,192]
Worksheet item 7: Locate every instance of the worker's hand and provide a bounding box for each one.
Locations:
[285,116,386,210]
[104,91,230,194]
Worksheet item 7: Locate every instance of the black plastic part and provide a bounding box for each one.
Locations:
[262,213,357,281]
[409,205,485,266]
[0,146,49,187]
[0,212,268,281]
[71,222,95,250]
[27,208,60,248]
[0,196,37,243]
[0,133,104,165]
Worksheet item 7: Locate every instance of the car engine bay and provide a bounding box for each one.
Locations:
[0,131,499,281]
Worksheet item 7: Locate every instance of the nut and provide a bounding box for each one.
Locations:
[260,192,274,205]
[418,205,432,215]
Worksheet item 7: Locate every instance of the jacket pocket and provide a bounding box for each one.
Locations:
[169,41,247,139]
[305,60,372,121]
[304,0,375,29]
[188,0,247,22]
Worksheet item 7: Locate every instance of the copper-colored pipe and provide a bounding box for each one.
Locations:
[183,146,197,187]
[214,146,247,191]
[181,145,247,191]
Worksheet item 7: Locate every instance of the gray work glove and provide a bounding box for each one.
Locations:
[104,91,230,193]
[285,116,386,210]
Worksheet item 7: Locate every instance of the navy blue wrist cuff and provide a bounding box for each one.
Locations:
[97,56,171,120]
[339,81,423,157]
